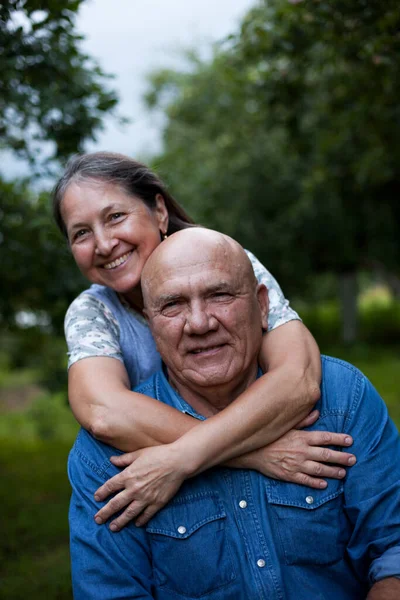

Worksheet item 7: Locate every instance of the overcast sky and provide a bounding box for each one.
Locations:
[78,0,255,158]
[4,0,255,177]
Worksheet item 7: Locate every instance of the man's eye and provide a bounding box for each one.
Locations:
[110,212,124,221]
[212,292,231,300]
[163,301,178,310]
[160,300,183,315]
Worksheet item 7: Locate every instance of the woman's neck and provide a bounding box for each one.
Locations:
[119,286,144,314]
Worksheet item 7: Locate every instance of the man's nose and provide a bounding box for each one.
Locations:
[94,229,118,256]
[183,302,218,335]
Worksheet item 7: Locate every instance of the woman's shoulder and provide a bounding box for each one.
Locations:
[66,286,111,318]
[65,286,121,335]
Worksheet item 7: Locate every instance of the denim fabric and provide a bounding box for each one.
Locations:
[69,357,400,599]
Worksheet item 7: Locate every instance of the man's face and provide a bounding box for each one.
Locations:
[144,238,268,397]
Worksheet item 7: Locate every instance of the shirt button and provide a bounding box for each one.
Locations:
[239,500,247,509]
[257,559,266,568]
[305,496,314,505]
[177,526,187,535]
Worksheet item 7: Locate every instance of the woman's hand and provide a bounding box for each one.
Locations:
[93,443,189,531]
[241,412,356,489]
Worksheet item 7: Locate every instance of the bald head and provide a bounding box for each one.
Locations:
[140,227,269,409]
[142,228,257,309]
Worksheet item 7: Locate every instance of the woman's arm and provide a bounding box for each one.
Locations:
[156,320,321,474]
[69,357,199,450]
[70,320,320,458]
[95,414,355,531]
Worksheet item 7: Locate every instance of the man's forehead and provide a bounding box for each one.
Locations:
[142,228,255,306]
[148,259,241,298]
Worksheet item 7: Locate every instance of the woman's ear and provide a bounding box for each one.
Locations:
[155,193,169,234]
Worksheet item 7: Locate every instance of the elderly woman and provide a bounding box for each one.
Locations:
[53,152,355,530]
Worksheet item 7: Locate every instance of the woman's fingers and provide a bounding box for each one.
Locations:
[303,460,347,479]
[135,504,165,527]
[108,500,148,532]
[308,446,356,466]
[295,410,320,429]
[110,452,139,467]
[304,431,353,448]
[94,473,126,502]
[94,490,133,525]
[290,472,329,489]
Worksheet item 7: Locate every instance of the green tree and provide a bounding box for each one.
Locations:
[0,1,120,375]
[0,178,85,334]
[147,0,400,343]
[0,0,119,169]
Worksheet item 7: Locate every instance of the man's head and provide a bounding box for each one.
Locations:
[142,228,268,409]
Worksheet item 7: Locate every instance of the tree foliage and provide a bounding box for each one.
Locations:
[0,178,85,334]
[146,0,400,339]
[0,0,119,168]
[0,1,118,340]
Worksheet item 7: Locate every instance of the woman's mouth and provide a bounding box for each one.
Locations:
[104,251,133,270]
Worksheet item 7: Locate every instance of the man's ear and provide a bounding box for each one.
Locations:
[256,284,269,331]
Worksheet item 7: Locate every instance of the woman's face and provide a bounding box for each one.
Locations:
[61,181,168,295]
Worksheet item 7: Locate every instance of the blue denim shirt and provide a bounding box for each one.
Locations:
[69,357,400,599]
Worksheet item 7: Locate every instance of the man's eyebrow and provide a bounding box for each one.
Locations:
[154,293,183,306]
[206,281,233,293]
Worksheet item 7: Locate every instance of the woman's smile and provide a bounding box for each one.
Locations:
[103,251,133,270]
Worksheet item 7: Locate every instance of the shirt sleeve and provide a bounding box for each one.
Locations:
[245,250,301,331]
[68,430,154,599]
[65,293,124,369]
[343,374,400,584]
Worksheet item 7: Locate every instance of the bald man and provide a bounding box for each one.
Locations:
[69,229,400,600]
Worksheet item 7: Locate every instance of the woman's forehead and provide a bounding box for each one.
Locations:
[61,180,141,220]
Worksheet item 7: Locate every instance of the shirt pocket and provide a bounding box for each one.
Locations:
[265,480,348,566]
[146,491,236,598]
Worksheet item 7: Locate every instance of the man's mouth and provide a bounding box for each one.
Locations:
[103,251,133,270]
[189,344,225,355]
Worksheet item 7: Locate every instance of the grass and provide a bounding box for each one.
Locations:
[0,439,74,599]
[322,344,400,429]
[0,338,399,598]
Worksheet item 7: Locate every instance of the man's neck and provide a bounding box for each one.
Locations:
[167,363,259,418]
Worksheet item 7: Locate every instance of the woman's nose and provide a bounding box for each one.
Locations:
[94,230,118,255]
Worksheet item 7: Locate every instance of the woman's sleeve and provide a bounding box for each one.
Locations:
[65,293,124,369]
[245,249,301,331]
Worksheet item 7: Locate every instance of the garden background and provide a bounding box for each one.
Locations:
[1,1,399,598]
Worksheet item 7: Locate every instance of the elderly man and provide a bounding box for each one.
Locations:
[69,229,400,599]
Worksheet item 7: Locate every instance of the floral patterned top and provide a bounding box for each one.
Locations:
[65,250,300,369]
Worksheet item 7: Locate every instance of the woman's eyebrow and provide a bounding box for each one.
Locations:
[69,204,121,231]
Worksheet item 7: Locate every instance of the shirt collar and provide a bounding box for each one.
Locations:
[153,366,263,422]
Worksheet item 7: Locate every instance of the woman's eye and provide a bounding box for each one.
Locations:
[73,229,88,240]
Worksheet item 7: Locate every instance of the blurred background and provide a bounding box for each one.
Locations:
[1,1,399,597]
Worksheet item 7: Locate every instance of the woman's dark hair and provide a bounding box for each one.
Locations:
[52,151,195,238]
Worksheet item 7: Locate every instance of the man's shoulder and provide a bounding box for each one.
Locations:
[319,355,368,415]
[69,428,123,483]
[321,355,364,380]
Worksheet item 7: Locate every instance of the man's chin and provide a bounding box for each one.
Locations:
[183,367,237,389]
